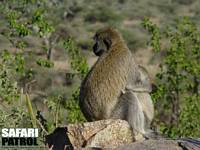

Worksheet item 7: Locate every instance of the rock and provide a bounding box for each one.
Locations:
[45,119,137,150]
[67,119,135,149]
[115,139,182,150]
[45,119,200,150]
[45,127,73,150]
[115,138,200,150]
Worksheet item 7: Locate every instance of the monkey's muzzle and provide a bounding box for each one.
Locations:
[93,43,104,56]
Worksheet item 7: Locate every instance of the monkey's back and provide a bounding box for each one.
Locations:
[80,46,134,121]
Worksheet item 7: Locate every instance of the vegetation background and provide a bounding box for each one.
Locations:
[0,0,199,147]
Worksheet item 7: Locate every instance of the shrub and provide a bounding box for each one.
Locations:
[63,39,88,123]
[143,17,200,138]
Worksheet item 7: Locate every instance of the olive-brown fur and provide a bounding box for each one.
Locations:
[79,27,154,137]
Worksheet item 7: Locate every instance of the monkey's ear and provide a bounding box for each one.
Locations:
[103,38,112,49]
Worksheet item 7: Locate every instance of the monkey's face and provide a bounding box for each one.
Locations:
[93,33,112,56]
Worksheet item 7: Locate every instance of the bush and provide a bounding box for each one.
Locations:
[0,0,88,132]
[143,17,200,138]
[63,38,88,123]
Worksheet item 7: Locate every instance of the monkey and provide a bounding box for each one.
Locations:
[127,65,154,131]
[79,27,154,139]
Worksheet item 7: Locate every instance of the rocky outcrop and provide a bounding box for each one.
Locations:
[45,119,200,150]
[116,138,200,150]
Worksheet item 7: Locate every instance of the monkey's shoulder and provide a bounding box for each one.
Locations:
[90,53,131,80]
[81,52,131,97]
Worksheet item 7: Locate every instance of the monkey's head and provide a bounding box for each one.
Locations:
[93,27,122,56]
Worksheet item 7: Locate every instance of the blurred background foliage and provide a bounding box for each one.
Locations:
[0,0,199,145]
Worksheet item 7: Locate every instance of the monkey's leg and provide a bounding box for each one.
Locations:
[134,93,164,139]
[135,93,154,130]
[126,91,146,136]
[111,90,146,139]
